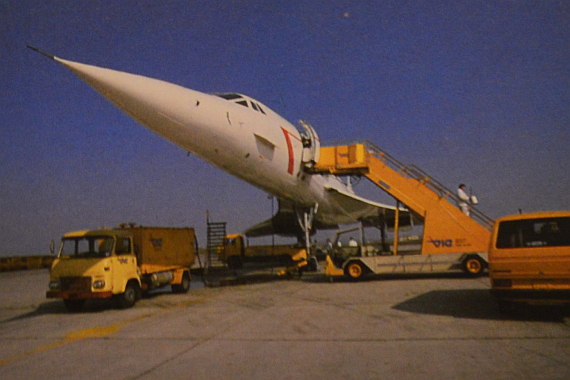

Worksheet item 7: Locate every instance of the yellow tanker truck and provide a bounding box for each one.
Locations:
[47,225,196,311]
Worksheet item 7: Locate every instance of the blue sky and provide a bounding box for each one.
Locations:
[1,0,569,256]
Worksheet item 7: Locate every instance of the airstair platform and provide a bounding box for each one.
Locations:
[313,141,493,255]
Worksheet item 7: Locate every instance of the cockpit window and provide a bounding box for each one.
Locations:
[216,93,243,100]
[215,93,266,114]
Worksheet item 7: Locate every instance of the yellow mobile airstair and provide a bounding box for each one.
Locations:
[314,141,494,278]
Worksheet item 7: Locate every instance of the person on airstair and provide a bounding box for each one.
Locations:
[457,184,473,216]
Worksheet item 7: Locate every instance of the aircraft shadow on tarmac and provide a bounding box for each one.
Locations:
[392,288,570,323]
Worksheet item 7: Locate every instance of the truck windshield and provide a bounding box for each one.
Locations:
[60,236,115,258]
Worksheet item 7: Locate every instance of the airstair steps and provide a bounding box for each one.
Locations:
[314,140,493,255]
[206,221,226,268]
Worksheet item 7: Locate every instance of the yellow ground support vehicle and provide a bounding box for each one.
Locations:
[489,211,570,309]
[315,142,493,280]
[220,233,309,273]
[47,225,196,311]
[0,256,54,272]
[326,225,488,280]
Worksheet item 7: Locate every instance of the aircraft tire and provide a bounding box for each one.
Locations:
[307,257,318,272]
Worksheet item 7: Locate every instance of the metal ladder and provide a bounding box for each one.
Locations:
[206,221,227,269]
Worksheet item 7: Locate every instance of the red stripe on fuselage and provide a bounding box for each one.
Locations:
[281,127,295,175]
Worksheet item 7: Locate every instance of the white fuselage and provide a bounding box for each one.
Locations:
[55,57,353,224]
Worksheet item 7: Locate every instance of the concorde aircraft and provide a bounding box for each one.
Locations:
[28,46,413,247]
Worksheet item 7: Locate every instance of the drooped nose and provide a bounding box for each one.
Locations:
[55,57,203,145]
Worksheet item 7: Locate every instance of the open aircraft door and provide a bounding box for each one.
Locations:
[298,120,320,170]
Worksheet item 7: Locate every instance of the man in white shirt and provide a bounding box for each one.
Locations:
[457,184,471,216]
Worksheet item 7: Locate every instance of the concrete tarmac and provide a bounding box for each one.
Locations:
[1,268,569,379]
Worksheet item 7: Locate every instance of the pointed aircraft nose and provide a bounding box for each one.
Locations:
[28,45,212,150]
[57,57,200,139]
[28,46,251,175]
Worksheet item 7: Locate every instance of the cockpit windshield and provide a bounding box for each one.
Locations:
[216,93,243,100]
[215,93,266,114]
[60,236,115,258]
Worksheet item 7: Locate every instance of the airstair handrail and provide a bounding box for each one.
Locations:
[321,139,494,229]
[405,164,494,229]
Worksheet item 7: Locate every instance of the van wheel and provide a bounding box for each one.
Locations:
[172,272,190,293]
[64,299,86,312]
[345,261,364,280]
[117,282,139,309]
[462,255,485,276]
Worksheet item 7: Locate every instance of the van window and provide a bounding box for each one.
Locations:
[496,217,570,249]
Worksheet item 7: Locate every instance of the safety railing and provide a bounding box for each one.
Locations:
[322,139,494,230]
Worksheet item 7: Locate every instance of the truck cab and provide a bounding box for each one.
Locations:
[47,229,141,311]
[222,233,246,269]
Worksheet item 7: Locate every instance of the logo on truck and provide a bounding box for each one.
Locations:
[427,238,453,248]
[151,238,163,251]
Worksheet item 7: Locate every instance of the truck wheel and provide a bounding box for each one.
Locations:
[227,256,243,269]
[172,272,190,294]
[117,282,139,309]
[345,261,365,280]
[462,255,485,276]
[63,299,86,312]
